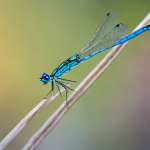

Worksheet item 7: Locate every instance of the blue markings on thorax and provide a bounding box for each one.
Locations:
[50,54,81,78]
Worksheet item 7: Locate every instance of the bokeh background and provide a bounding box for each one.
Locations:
[0,0,150,150]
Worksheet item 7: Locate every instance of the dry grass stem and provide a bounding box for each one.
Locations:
[0,86,68,150]
[22,13,150,150]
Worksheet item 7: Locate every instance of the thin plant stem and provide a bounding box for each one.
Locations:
[0,87,68,150]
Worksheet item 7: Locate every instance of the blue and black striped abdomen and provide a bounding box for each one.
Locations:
[118,24,150,44]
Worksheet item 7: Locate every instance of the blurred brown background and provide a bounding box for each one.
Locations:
[0,0,150,150]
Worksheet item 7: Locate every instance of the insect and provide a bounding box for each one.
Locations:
[40,12,150,103]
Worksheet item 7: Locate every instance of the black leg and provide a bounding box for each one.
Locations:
[57,81,69,107]
[57,80,75,92]
[54,79,62,97]
[44,80,54,99]
[65,89,68,107]
[57,77,76,82]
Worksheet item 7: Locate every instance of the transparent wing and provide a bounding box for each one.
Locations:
[78,12,118,54]
[78,23,128,59]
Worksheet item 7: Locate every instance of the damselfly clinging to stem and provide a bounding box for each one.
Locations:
[40,12,150,104]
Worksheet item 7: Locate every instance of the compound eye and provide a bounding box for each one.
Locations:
[41,73,46,78]
[40,73,50,83]
[45,75,49,80]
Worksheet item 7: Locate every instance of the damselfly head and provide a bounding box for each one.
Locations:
[40,73,50,84]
